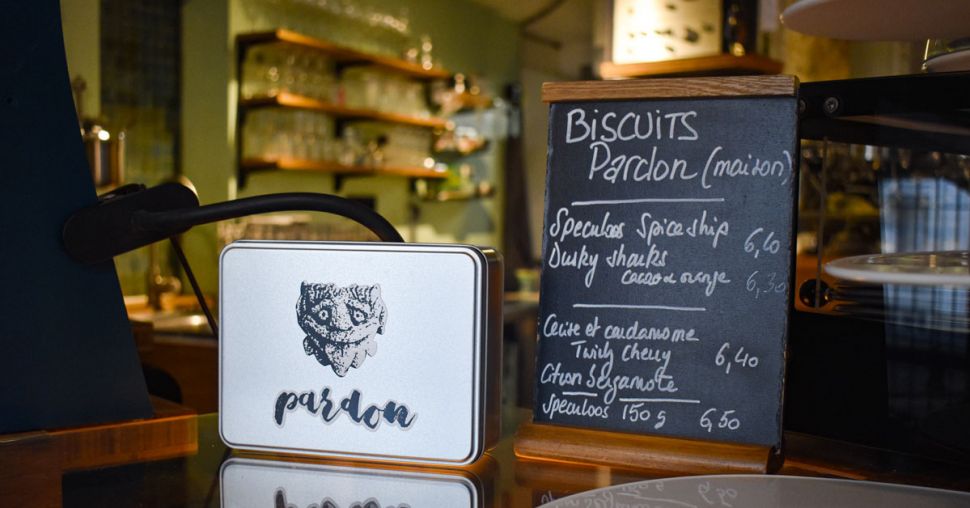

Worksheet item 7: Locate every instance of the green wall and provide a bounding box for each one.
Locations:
[182,0,233,294]
[61,0,100,117]
[182,0,520,294]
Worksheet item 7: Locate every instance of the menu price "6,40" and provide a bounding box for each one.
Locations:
[715,341,759,374]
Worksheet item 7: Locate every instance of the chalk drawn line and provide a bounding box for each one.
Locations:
[571,197,725,206]
[618,398,702,404]
[573,303,707,312]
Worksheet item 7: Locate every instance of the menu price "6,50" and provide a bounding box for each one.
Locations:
[700,408,741,433]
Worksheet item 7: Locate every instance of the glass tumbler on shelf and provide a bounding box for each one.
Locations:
[341,67,364,109]
[420,35,434,70]
[241,113,260,159]
[243,110,276,160]
[378,76,399,114]
[262,44,284,98]
[293,49,312,97]
[291,111,309,160]
[313,114,336,162]
[359,5,380,55]
[280,49,299,95]
[363,69,382,111]
[340,126,364,166]
[307,55,334,102]
[241,46,269,99]
[404,41,419,65]
[403,81,428,117]
[268,110,293,159]
[309,132,327,162]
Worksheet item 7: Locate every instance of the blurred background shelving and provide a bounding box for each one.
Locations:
[239,93,450,129]
[237,28,453,80]
[59,0,970,470]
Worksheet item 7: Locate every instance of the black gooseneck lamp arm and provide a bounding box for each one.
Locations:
[133,193,403,243]
[63,183,404,337]
[64,183,403,265]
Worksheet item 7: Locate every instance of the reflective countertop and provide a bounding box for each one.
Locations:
[4,410,960,507]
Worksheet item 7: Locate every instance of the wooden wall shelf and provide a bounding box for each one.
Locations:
[237,29,451,81]
[434,139,490,156]
[600,54,784,79]
[241,157,448,179]
[235,29,456,191]
[416,187,496,203]
[241,93,450,129]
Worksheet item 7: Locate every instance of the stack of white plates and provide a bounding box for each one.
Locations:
[542,475,970,507]
[825,251,970,288]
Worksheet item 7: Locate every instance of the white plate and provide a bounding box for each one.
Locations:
[541,474,970,507]
[781,0,970,40]
[824,251,970,287]
[924,48,970,72]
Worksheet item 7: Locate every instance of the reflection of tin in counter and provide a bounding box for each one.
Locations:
[220,457,492,507]
[219,241,502,466]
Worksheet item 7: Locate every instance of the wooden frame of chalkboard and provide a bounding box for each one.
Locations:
[515,75,799,474]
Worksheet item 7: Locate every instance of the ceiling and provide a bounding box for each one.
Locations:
[470,0,594,43]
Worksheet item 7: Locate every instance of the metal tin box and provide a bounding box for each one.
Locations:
[219,241,502,466]
[220,457,489,507]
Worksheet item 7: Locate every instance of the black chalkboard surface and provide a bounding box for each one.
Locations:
[534,77,798,448]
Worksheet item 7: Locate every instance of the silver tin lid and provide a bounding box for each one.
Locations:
[219,241,495,465]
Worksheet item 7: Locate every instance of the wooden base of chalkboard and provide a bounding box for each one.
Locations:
[514,421,782,475]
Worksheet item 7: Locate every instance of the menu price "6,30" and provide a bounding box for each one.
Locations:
[745,270,787,299]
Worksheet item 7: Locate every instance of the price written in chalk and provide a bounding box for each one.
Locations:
[715,342,759,374]
[745,270,787,299]
[700,408,741,433]
[743,228,781,259]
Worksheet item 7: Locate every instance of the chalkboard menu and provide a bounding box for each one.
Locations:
[534,77,798,448]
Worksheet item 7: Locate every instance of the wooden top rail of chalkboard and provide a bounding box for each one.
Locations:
[542,75,798,102]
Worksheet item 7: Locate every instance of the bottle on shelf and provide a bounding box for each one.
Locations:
[722,0,758,57]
